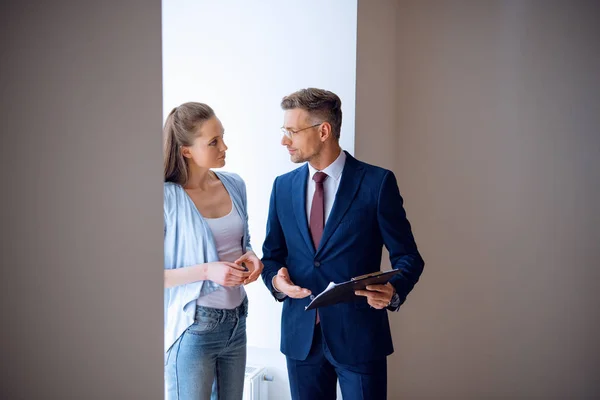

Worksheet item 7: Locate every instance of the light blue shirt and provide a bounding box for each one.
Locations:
[164,172,252,357]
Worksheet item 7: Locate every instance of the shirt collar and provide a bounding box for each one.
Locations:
[308,149,346,182]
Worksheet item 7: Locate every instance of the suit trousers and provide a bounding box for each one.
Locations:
[286,324,387,400]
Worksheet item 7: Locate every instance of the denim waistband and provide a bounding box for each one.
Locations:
[194,295,248,323]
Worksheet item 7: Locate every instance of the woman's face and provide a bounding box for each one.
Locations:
[181,116,228,169]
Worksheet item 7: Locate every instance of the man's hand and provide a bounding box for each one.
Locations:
[273,267,311,299]
[355,283,395,309]
[234,251,264,285]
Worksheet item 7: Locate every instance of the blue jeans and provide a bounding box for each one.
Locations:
[165,297,248,400]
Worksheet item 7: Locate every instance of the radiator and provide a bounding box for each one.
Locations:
[243,365,269,400]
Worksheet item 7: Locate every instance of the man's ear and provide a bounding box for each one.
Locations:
[319,122,332,142]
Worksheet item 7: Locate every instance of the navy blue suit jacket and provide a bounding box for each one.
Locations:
[261,151,424,364]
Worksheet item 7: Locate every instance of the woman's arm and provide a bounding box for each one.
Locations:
[164,264,208,289]
[164,262,250,289]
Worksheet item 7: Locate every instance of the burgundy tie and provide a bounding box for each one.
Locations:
[310,172,328,249]
[310,172,327,325]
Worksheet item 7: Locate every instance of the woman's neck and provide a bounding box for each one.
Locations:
[184,165,214,190]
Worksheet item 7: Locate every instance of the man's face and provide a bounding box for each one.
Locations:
[281,108,322,164]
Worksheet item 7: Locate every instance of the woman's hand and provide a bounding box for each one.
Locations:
[234,251,264,285]
[204,262,251,286]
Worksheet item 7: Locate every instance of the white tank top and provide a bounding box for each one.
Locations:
[196,204,246,309]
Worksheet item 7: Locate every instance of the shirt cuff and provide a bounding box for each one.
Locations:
[272,276,287,300]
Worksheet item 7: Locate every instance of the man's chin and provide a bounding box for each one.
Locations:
[290,154,306,164]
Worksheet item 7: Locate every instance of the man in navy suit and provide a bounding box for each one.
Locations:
[261,88,424,400]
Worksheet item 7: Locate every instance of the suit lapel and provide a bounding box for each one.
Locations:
[316,152,365,256]
[291,164,315,253]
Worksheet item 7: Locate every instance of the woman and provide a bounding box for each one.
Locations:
[163,102,263,400]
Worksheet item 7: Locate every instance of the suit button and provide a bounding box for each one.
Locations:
[314,261,320,267]
[310,295,315,300]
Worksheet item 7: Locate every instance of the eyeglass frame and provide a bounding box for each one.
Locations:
[280,122,323,139]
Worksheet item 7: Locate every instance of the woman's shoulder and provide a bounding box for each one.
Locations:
[215,171,245,188]
[164,181,180,192]
[164,182,181,207]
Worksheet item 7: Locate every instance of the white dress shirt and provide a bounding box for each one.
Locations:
[306,150,347,225]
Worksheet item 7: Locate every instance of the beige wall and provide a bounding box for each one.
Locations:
[3,1,598,398]
[1,1,163,398]
[356,0,599,398]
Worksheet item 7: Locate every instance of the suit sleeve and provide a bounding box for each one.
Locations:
[377,170,424,308]
[260,177,288,301]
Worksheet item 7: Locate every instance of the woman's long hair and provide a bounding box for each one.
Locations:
[163,102,215,185]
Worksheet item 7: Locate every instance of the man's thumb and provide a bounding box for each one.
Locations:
[278,267,289,279]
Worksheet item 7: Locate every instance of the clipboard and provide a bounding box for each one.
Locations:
[305,269,402,311]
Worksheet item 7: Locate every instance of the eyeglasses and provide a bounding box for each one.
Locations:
[280,123,322,139]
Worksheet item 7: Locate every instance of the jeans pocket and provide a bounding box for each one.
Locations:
[186,315,220,335]
[241,297,249,318]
